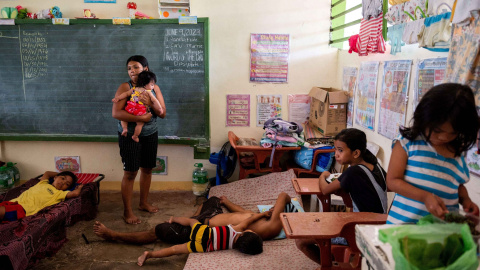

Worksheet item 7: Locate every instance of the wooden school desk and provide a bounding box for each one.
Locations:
[291,178,350,212]
[229,131,301,179]
[281,212,387,269]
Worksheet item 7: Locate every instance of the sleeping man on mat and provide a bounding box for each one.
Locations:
[93,192,297,244]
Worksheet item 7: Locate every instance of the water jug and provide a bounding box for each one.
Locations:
[0,166,14,192]
[5,162,20,185]
[192,163,208,196]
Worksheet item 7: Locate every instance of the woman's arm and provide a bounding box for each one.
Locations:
[139,85,166,118]
[387,141,447,217]
[112,82,152,122]
[146,91,164,115]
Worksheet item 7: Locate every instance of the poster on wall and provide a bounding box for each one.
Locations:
[378,60,412,140]
[226,94,250,127]
[256,95,281,126]
[55,156,81,173]
[467,146,480,177]
[250,34,289,83]
[414,57,447,107]
[354,61,379,131]
[342,67,358,127]
[152,156,168,175]
[287,94,310,124]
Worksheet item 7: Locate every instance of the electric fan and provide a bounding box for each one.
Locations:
[209,141,237,186]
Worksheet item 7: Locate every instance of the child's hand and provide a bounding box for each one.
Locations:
[76,184,84,191]
[264,208,274,219]
[168,216,174,223]
[424,193,448,218]
[112,97,120,103]
[219,196,228,205]
[320,171,331,179]
[462,199,479,216]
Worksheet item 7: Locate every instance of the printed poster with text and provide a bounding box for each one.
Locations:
[414,57,447,107]
[378,60,412,139]
[355,62,379,131]
[256,95,282,126]
[342,67,358,127]
[466,146,480,177]
[287,94,311,125]
[250,34,289,83]
[226,94,250,127]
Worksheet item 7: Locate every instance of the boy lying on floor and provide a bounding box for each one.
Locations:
[137,212,266,266]
[94,192,294,244]
[0,171,81,222]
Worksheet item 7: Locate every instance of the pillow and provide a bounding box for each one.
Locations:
[257,198,305,240]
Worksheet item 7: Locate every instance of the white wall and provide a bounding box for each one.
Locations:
[0,0,335,190]
[336,44,480,207]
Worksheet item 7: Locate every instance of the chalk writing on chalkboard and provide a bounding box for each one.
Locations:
[0,19,210,154]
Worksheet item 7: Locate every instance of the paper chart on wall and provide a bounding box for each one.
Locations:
[466,143,480,177]
[226,94,250,127]
[256,95,282,127]
[378,60,412,140]
[342,67,358,127]
[250,34,289,83]
[414,58,447,107]
[354,61,379,131]
[287,94,310,125]
[54,156,81,173]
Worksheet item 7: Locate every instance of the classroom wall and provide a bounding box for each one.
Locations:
[336,45,480,207]
[0,0,335,190]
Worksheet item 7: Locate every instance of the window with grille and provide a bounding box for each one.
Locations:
[330,0,387,50]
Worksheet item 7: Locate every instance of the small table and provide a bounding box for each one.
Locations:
[281,212,387,269]
[291,178,347,212]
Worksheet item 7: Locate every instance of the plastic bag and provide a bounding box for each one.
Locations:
[379,223,479,270]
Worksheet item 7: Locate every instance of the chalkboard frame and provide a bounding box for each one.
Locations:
[0,18,210,155]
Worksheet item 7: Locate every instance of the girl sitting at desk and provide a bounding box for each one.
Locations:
[295,128,387,265]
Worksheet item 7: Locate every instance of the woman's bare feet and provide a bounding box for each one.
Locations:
[124,210,141,224]
[138,203,159,213]
[93,221,116,240]
[137,251,150,266]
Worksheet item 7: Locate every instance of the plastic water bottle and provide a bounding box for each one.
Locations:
[192,163,208,196]
[0,166,14,193]
[5,162,20,185]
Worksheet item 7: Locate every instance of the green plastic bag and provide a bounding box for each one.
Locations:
[379,223,479,270]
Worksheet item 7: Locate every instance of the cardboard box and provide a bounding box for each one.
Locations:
[308,87,348,136]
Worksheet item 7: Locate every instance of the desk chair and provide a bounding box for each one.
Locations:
[292,148,335,178]
[281,212,387,270]
[228,131,300,179]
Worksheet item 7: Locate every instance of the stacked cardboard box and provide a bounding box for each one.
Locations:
[308,87,349,137]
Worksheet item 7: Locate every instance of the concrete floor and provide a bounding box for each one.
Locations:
[32,190,205,270]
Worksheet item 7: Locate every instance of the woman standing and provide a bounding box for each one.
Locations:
[112,55,166,224]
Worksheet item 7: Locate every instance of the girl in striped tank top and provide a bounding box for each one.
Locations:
[387,83,480,224]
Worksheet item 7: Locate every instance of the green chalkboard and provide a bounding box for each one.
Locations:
[0,19,209,151]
